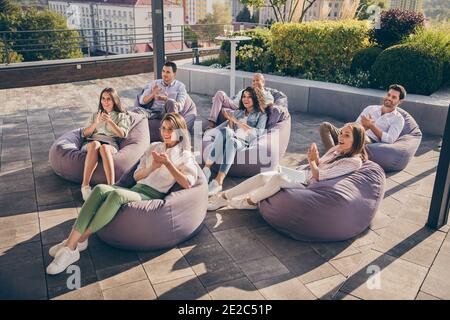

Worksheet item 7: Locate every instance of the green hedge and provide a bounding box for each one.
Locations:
[371,44,443,95]
[351,46,383,73]
[271,20,370,76]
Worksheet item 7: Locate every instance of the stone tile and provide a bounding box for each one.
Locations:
[182,242,244,287]
[340,249,428,300]
[311,240,360,261]
[38,204,78,246]
[305,274,347,300]
[351,229,381,248]
[0,212,40,248]
[177,225,218,250]
[279,248,340,285]
[370,212,394,230]
[98,264,148,291]
[253,226,313,258]
[0,159,32,173]
[153,275,211,300]
[0,189,37,216]
[0,169,35,193]
[0,242,47,299]
[330,252,366,277]
[103,280,156,300]
[213,227,272,263]
[331,291,361,300]
[88,236,140,272]
[420,236,450,299]
[43,243,98,299]
[378,196,404,219]
[1,145,31,162]
[143,256,195,285]
[207,277,265,300]
[138,248,184,265]
[238,256,290,283]
[398,194,432,226]
[372,218,445,268]
[52,283,104,300]
[416,291,441,300]
[253,274,316,300]
[204,209,267,233]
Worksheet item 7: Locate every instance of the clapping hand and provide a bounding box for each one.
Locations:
[307,143,320,165]
[360,114,374,130]
[152,151,170,166]
[100,111,112,124]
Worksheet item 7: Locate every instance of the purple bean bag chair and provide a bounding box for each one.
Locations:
[96,163,208,251]
[366,108,422,172]
[134,90,197,142]
[259,160,386,242]
[49,112,149,184]
[202,88,291,177]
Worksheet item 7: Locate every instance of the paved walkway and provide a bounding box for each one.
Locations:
[0,73,448,300]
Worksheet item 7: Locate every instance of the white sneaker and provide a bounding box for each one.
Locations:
[208,194,228,211]
[49,239,88,258]
[81,186,92,201]
[46,246,80,275]
[202,167,211,182]
[229,197,258,210]
[208,180,222,197]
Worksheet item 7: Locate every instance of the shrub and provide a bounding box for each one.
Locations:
[0,41,23,63]
[219,27,272,61]
[371,9,425,48]
[351,46,383,73]
[235,44,276,73]
[371,44,443,95]
[271,20,370,76]
[403,26,450,85]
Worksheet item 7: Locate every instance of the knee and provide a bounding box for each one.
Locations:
[99,144,110,155]
[107,190,123,202]
[92,184,108,195]
[87,141,101,152]
[214,91,226,101]
[319,122,332,133]
[165,99,177,112]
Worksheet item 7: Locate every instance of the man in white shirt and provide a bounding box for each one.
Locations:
[320,84,407,151]
[206,73,275,129]
[136,61,190,119]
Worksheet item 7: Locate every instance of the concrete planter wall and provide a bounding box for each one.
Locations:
[177,63,448,136]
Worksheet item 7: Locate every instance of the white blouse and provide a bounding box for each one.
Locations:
[136,142,198,193]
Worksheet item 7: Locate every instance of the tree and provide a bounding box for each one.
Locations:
[236,5,256,23]
[0,0,20,15]
[183,25,199,48]
[0,7,83,62]
[240,0,318,23]
[194,3,232,45]
[356,0,386,20]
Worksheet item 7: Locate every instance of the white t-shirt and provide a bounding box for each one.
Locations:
[136,142,198,193]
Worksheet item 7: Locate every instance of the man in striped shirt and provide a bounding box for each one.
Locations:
[319,84,407,152]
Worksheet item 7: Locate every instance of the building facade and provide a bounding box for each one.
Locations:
[389,0,423,12]
[48,0,184,55]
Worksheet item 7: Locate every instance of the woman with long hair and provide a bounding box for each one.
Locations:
[46,113,198,275]
[81,88,132,200]
[208,122,368,210]
[203,86,268,196]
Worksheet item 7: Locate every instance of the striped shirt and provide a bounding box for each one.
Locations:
[139,79,187,113]
[298,146,363,184]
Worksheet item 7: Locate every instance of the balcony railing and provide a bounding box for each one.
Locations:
[0,23,268,64]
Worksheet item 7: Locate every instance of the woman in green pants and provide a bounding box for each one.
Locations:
[46,113,198,275]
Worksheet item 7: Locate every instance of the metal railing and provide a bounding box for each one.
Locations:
[0,23,268,64]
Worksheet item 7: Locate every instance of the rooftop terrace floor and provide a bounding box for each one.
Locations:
[0,73,449,300]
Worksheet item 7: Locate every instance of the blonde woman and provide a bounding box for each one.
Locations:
[46,113,198,275]
[208,122,368,210]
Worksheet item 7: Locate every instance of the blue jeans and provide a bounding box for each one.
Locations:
[207,127,247,175]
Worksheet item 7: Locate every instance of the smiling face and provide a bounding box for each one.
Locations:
[160,120,178,147]
[383,89,401,109]
[252,74,265,90]
[101,92,114,113]
[161,65,176,84]
[336,125,354,153]
[241,90,254,111]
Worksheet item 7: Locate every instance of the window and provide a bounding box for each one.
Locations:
[113,10,116,16]
[168,11,172,19]
[166,24,172,31]
[334,12,337,17]
[114,23,117,29]
[335,3,339,8]
[329,3,332,7]
[121,48,124,54]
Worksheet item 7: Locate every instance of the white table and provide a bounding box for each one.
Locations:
[215,36,251,97]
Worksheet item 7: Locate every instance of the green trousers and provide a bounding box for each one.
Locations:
[74,183,165,234]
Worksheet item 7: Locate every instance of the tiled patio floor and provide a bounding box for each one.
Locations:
[0,73,448,300]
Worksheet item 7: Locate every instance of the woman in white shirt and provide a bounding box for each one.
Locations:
[46,113,198,275]
[208,122,368,210]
